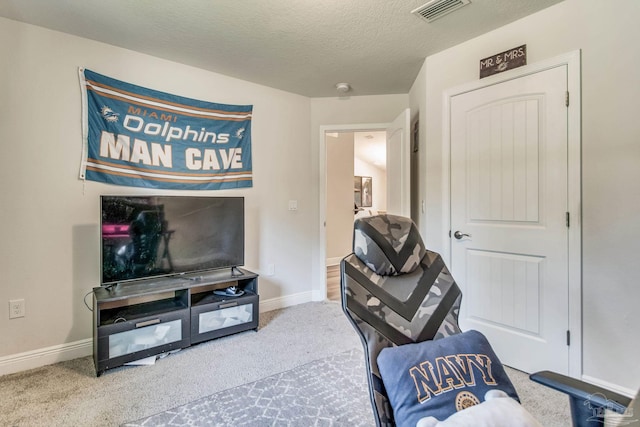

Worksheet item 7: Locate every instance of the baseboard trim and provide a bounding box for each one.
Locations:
[325,257,343,267]
[581,374,637,398]
[311,289,328,302]
[1,295,318,377]
[259,292,314,313]
[0,338,93,377]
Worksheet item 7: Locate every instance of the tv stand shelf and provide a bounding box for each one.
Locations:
[93,267,258,376]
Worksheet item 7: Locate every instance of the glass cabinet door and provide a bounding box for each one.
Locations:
[108,319,182,358]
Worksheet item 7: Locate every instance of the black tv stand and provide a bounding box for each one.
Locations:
[92,267,258,376]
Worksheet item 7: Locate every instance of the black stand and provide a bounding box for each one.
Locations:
[93,267,259,376]
[231,266,245,277]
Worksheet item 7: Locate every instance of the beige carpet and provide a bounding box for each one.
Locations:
[0,301,571,426]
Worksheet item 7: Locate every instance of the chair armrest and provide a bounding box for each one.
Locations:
[530,370,631,413]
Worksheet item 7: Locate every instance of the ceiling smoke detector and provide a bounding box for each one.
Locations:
[411,0,470,23]
[336,83,350,93]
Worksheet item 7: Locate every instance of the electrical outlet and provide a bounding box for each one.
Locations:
[9,299,25,319]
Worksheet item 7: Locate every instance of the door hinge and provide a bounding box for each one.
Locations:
[566,212,570,228]
[566,91,570,107]
[566,330,571,346]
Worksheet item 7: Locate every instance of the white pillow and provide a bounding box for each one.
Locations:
[416,390,543,427]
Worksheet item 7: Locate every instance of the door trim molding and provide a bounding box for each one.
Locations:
[386,108,412,217]
[442,50,582,378]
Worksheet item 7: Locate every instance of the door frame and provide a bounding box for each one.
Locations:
[386,108,412,217]
[318,122,389,300]
[442,50,582,378]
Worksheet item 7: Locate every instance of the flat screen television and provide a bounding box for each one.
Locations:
[100,195,244,285]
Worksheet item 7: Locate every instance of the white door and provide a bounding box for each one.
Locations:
[450,66,569,374]
[386,108,411,217]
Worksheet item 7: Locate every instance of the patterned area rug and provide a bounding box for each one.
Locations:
[123,348,374,426]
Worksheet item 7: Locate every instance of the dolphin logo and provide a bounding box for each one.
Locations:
[100,106,120,123]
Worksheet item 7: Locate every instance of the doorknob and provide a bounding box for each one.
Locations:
[453,230,471,240]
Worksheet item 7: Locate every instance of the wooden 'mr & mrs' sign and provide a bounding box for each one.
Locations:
[480,45,527,78]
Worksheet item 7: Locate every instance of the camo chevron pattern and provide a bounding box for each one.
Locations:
[353,214,426,276]
[341,215,462,427]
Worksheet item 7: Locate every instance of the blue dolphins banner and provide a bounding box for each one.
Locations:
[79,68,253,190]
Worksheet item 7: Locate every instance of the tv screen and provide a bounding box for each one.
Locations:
[100,196,244,285]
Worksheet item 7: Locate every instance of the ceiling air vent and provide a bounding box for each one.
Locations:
[411,0,470,23]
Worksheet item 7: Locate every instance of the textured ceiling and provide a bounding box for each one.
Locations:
[0,0,564,97]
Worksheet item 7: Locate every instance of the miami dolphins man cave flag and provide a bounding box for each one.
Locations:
[79,68,253,190]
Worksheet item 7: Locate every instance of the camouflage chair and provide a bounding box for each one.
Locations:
[340,214,462,427]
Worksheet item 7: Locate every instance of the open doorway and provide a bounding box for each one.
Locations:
[319,110,410,302]
[325,130,388,301]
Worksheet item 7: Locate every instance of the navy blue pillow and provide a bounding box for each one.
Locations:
[377,330,519,427]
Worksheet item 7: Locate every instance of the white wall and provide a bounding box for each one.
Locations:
[0,17,314,367]
[410,0,640,393]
